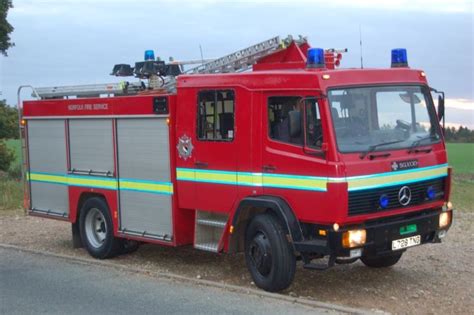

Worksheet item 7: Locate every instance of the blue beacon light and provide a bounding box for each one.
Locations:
[307,48,325,68]
[379,194,389,208]
[144,50,155,61]
[426,186,436,200]
[391,48,408,68]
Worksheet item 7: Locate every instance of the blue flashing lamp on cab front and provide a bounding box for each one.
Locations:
[391,48,408,68]
[144,50,155,61]
[307,48,325,68]
[426,186,436,200]
[379,194,389,209]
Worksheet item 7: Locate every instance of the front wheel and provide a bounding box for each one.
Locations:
[244,214,296,292]
[79,197,122,259]
[361,252,403,268]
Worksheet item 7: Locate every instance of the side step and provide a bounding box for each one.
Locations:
[194,211,228,253]
[302,255,336,271]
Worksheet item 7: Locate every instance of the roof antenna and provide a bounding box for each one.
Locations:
[359,24,364,69]
[199,44,204,64]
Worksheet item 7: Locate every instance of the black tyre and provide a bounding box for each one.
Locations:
[79,197,122,259]
[361,252,403,268]
[244,213,296,292]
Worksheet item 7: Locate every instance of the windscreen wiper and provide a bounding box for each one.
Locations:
[407,135,438,153]
[359,139,405,159]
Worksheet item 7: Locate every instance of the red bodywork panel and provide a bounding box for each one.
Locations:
[23,95,159,117]
[22,65,449,251]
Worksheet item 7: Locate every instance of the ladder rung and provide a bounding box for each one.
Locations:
[185,36,283,74]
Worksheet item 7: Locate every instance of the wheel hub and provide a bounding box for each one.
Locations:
[249,232,272,276]
[85,208,107,249]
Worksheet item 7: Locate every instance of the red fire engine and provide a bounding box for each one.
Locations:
[18,36,453,292]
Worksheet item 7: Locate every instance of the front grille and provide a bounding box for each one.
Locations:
[348,178,445,216]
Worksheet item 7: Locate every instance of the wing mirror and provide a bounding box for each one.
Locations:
[437,94,445,122]
[431,88,445,133]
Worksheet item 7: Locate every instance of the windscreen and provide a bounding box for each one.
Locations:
[328,85,441,153]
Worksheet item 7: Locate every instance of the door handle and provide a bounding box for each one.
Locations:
[262,164,276,172]
[194,161,208,168]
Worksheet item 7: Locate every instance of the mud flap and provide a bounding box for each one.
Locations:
[72,222,83,248]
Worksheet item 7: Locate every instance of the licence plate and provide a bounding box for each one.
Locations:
[392,235,421,250]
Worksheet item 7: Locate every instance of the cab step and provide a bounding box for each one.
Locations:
[196,218,227,228]
[194,242,219,252]
[302,255,336,271]
[194,211,228,253]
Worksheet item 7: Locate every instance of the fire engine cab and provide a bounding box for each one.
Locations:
[18,36,453,292]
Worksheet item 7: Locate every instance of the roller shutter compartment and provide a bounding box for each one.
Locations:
[117,118,173,240]
[27,120,69,216]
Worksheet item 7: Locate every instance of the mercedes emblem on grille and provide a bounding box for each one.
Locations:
[398,186,412,206]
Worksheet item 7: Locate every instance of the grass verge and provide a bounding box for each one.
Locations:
[446,143,474,175]
[450,177,474,212]
[5,138,21,168]
[0,178,23,211]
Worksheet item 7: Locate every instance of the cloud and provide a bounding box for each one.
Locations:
[444,101,474,129]
[12,0,472,15]
[445,98,474,111]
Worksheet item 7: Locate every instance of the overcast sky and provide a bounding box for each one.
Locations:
[1,0,473,127]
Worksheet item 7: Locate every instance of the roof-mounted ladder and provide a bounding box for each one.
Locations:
[31,35,307,99]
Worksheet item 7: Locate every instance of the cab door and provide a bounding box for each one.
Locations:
[192,89,238,212]
[261,92,330,222]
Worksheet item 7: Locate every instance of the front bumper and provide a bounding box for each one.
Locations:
[294,208,453,258]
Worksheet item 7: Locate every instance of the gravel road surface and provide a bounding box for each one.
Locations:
[1,210,473,314]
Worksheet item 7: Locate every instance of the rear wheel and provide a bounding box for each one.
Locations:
[79,197,122,259]
[361,252,403,268]
[244,214,296,292]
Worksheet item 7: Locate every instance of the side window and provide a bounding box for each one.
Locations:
[305,98,324,149]
[197,90,235,141]
[268,96,303,145]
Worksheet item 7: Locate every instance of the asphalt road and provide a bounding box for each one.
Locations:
[0,248,337,315]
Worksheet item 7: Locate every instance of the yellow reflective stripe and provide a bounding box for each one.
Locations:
[27,172,173,194]
[194,171,237,184]
[68,176,118,189]
[262,174,327,191]
[176,165,448,192]
[177,168,327,191]
[347,166,448,191]
[237,173,262,186]
[176,168,195,181]
[28,172,68,185]
[119,180,173,194]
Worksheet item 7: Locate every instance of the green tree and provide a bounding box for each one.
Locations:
[0,0,14,56]
[0,140,14,172]
[0,100,19,139]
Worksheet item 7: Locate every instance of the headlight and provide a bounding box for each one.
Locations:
[439,211,452,229]
[342,229,366,248]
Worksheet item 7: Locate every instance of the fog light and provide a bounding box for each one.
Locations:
[342,229,366,248]
[439,211,452,229]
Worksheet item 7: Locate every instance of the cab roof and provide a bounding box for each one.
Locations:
[177,67,428,91]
